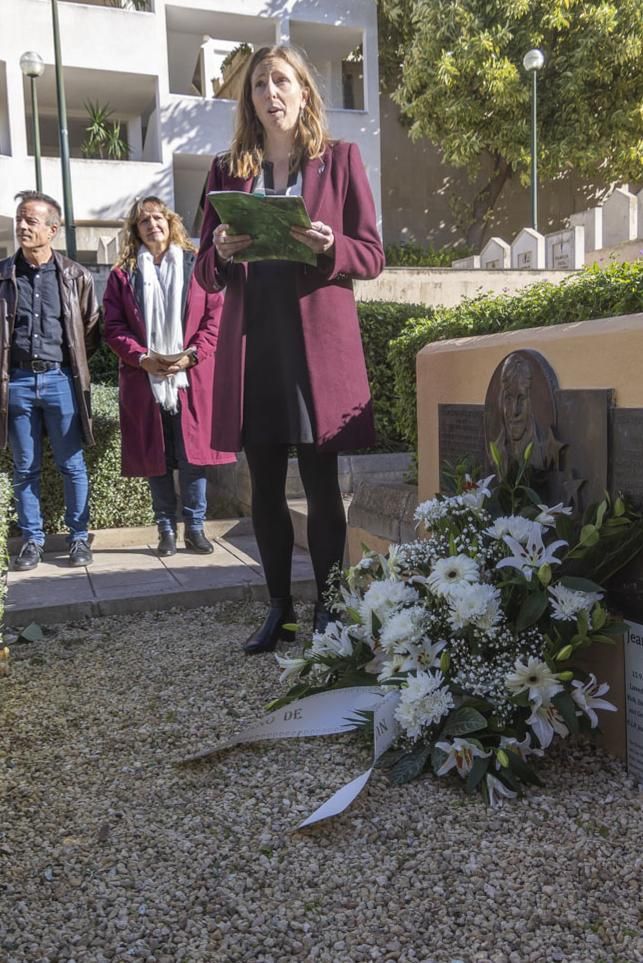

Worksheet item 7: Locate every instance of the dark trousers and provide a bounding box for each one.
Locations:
[244,444,346,600]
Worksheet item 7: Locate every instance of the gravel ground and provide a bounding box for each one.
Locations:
[1,601,642,963]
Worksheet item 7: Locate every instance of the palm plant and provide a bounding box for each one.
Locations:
[81,101,129,160]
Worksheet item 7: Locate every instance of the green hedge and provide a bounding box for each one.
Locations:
[385,243,473,268]
[0,385,153,534]
[389,260,643,452]
[357,301,426,450]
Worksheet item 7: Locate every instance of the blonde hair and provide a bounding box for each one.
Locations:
[227,45,330,179]
[116,196,196,269]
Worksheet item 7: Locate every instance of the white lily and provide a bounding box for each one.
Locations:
[496,528,567,580]
[461,474,495,510]
[485,515,542,544]
[571,674,617,728]
[497,733,544,767]
[275,655,308,683]
[527,703,569,748]
[535,502,573,527]
[486,773,518,807]
[435,738,491,778]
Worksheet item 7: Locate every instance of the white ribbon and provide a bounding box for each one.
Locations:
[179,686,401,828]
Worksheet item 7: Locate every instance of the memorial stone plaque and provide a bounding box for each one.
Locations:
[624,621,643,788]
[545,226,584,269]
[556,389,611,509]
[609,409,643,510]
[438,404,486,482]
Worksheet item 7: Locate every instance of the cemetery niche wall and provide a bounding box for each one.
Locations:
[417,311,643,764]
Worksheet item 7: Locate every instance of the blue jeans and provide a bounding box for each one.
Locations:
[148,408,207,534]
[8,367,90,545]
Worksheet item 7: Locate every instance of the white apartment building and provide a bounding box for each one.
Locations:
[0,0,382,259]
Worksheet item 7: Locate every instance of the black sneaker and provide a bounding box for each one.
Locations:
[14,540,44,572]
[69,539,93,567]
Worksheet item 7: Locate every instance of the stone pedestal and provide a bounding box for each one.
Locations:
[480,237,510,270]
[510,228,545,269]
[602,187,638,246]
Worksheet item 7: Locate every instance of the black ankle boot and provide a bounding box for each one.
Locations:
[313,601,332,634]
[244,597,296,655]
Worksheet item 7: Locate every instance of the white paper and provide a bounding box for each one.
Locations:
[625,621,643,788]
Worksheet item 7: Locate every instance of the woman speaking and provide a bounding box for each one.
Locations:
[196,45,384,654]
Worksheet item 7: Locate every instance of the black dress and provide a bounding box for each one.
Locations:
[242,163,316,446]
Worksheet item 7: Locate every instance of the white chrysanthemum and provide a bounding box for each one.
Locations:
[378,637,447,681]
[359,579,419,628]
[485,515,542,544]
[310,621,356,659]
[394,670,454,739]
[428,555,479,597]
[506,656,563,708]
[379,605,428,654]
[447,582,502,633]
[548,584,603,622]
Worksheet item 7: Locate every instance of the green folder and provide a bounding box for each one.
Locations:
[207,190,317,266]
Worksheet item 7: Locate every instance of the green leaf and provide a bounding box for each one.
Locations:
[580,524,600,547]
[431,744,449,774]
[506,751,543,786]
[387,745,431,785]
[466,754,490,793]
[552,692,580,735]
[559,576,604,594]
[440,706,487,738]
[515,591,548,632]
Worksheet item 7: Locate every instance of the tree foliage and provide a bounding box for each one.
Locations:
[378,0,643,242]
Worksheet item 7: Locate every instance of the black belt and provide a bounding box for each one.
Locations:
[16,360,62,373]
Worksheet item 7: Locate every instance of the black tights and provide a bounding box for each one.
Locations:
[244,444,346,600]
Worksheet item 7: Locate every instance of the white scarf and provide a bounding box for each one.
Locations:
[138,243,188,412]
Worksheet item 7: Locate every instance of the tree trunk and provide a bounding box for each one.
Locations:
[466,155,512,250]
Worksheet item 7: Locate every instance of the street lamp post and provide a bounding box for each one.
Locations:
[19,51,45,192]
[522,48,545,232]
[50,0,76,259]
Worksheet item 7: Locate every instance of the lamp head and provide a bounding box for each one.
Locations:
[523,49,545,72]
[19,51,45,79]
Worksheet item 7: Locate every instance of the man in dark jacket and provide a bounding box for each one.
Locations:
[0,190,99,570]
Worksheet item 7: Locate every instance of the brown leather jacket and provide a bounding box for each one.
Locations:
[0,250,100,449]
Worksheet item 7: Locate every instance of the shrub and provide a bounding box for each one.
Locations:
[385,243,473,268]
[357,300,426,450]
[389,260,643,453]
[89,340,119,386]
[0,385,153,534]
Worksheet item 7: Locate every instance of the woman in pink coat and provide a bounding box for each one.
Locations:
[104,197,235,557]
[196,45,384,653]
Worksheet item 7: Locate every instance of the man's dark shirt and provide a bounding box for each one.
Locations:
[11,251,69,366]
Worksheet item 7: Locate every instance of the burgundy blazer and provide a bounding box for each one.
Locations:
[103,260,235,476]
[195,140,385,453]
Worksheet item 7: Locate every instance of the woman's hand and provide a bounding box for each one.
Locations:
[164,352,194,375]
[140,355,170,377]
[213,223,252,261]
[291,221,335,256]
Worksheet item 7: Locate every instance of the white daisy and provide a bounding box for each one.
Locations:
[394,670,454,740]
[428,555,479,597]
[505,656,564,708]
